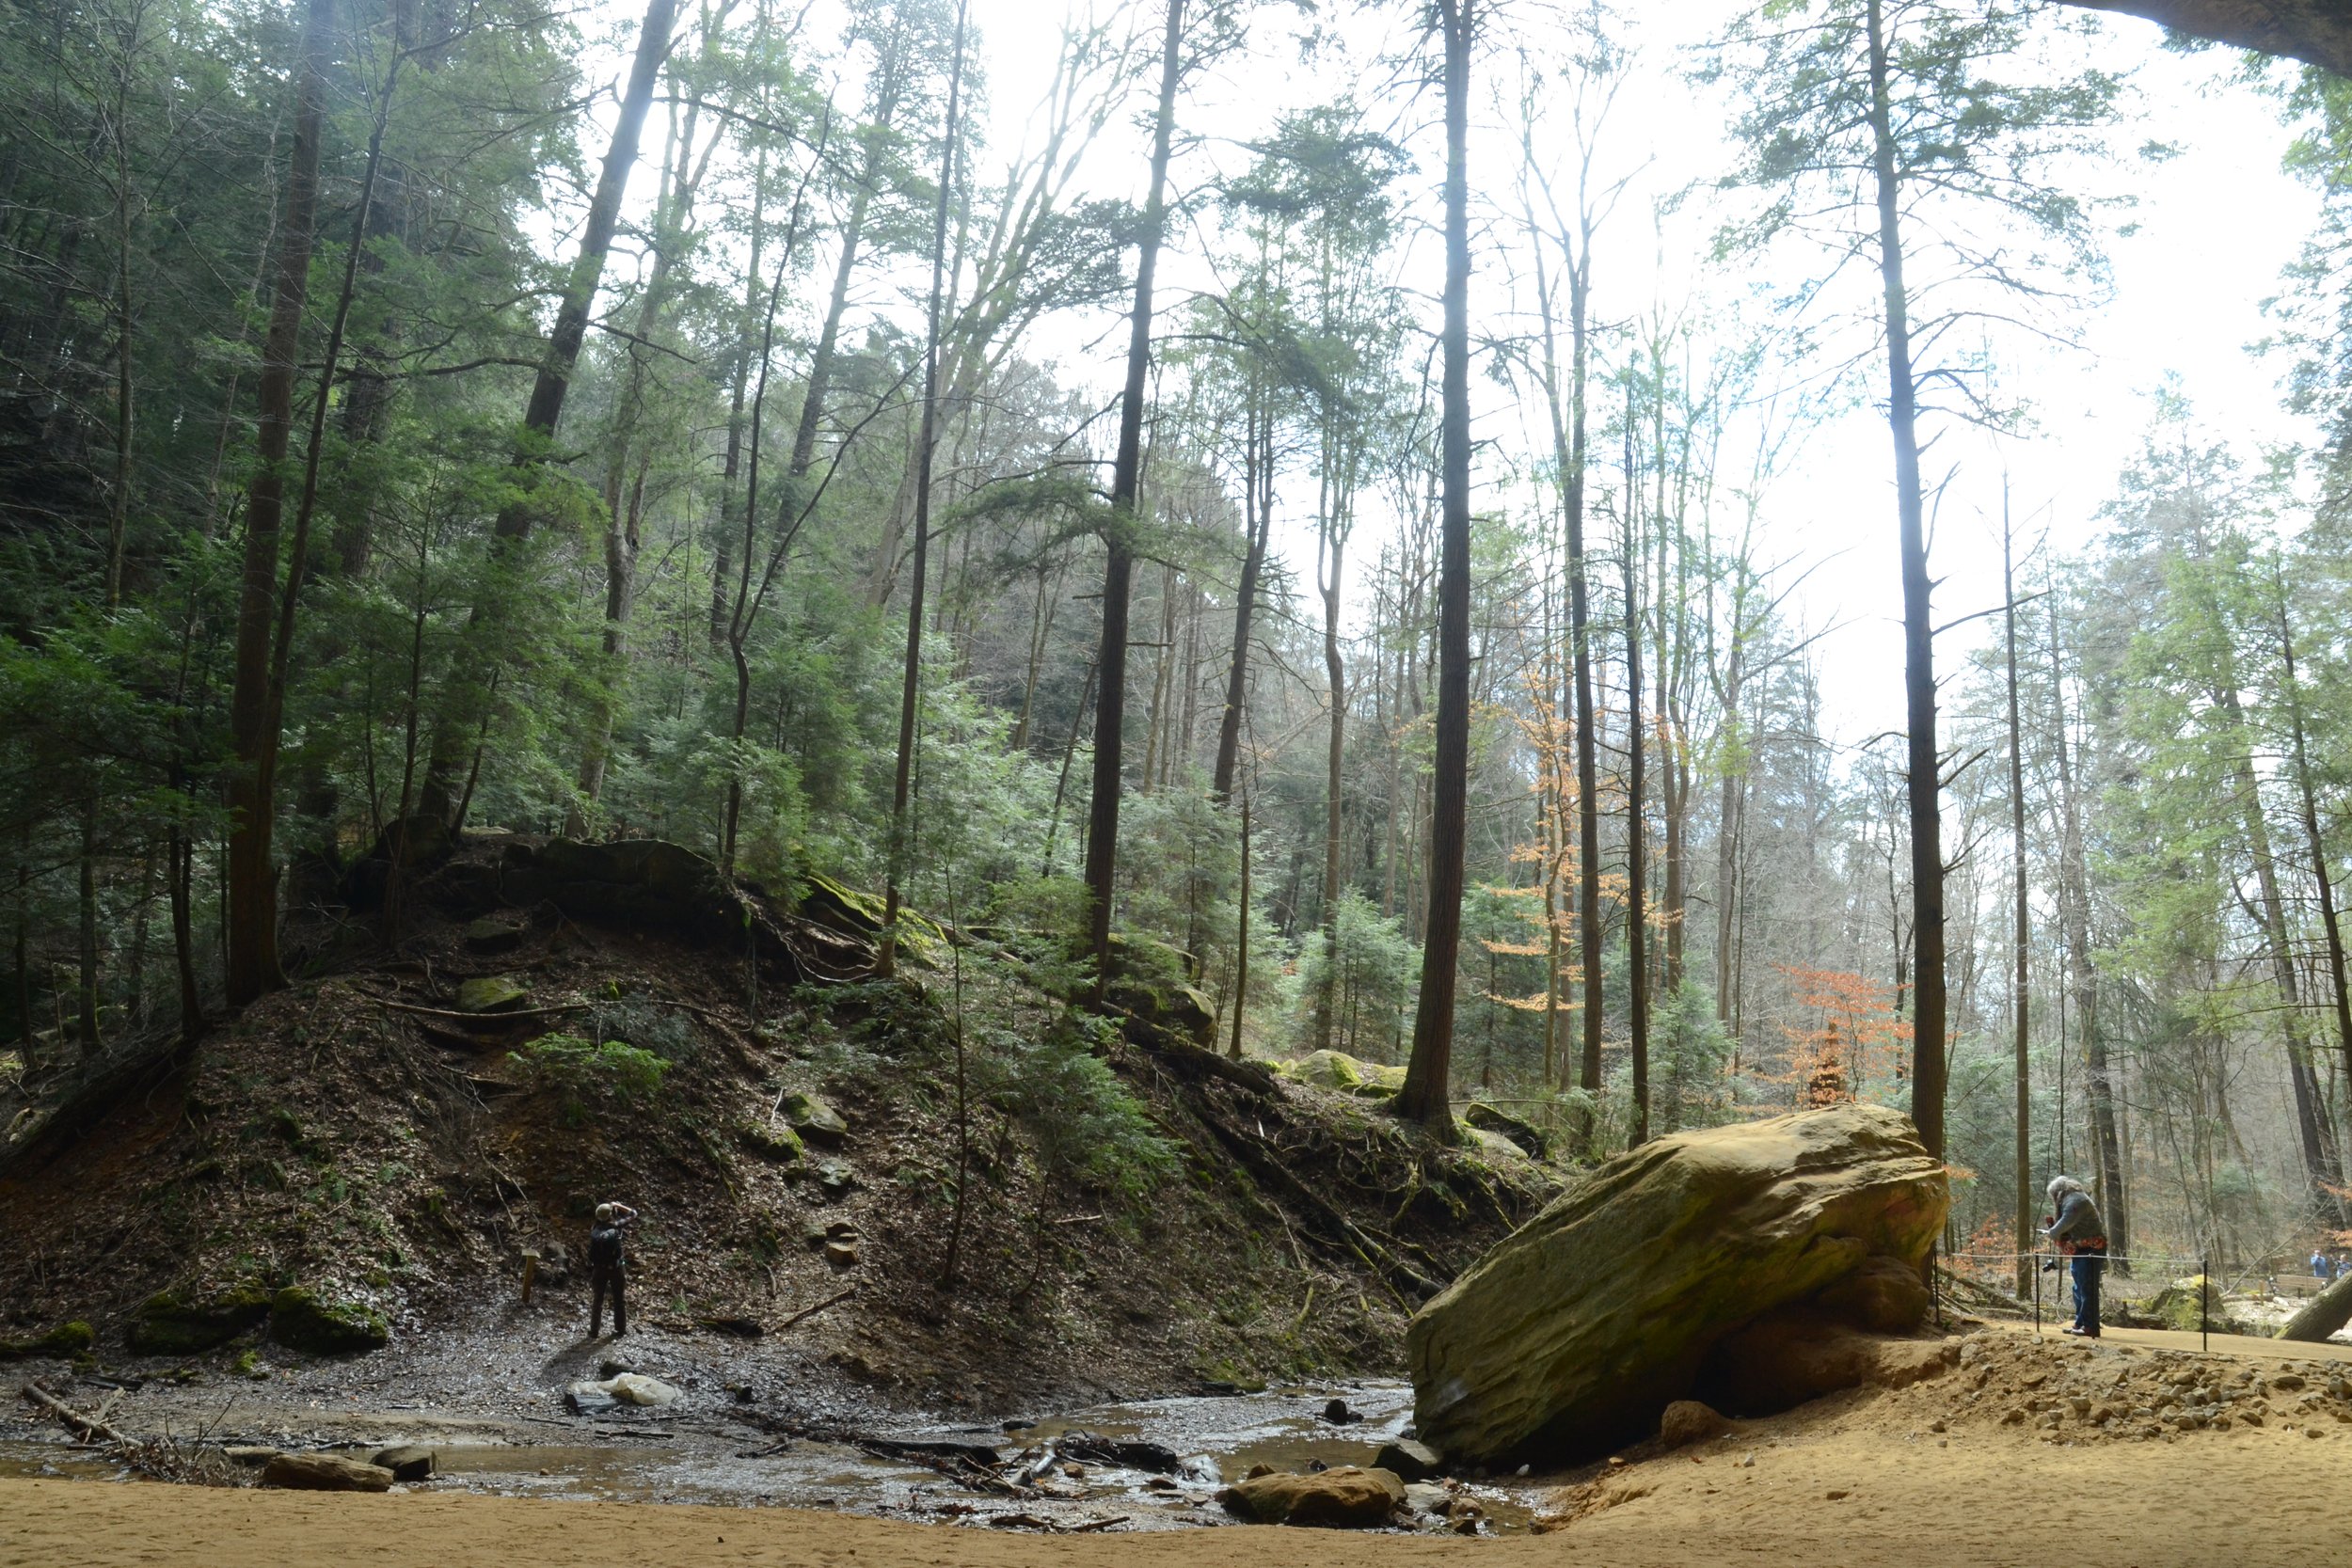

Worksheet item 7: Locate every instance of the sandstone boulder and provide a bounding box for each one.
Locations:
[262,1452,394,1492]
[1406,1102,1947,1465]
[1374,1438,1442,1481]
[1216,1465,1405,1528]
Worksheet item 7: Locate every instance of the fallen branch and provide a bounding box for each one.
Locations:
[775,1285,857,1332]
[22,1382,130,1444]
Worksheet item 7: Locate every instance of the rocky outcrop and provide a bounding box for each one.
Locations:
[1406,1102,1948,1465]
[126,1283,272,1355]
[1216,1465,1405,1528]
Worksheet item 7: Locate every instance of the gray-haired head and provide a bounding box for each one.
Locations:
[2046,1175,2085,1204]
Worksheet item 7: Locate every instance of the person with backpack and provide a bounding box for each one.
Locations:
[2042,1175,2107,1338]
[588,1201,637,1338]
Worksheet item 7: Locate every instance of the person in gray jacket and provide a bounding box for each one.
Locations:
[2042,1176,2107,1338]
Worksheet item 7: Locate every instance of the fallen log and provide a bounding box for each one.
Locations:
[21,1382,129,1444]
[2279,1268,2352,1344]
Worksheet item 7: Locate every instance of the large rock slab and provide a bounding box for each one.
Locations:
[262,1452,395,1492]
[1216,1465,1405,1528]
[1406,1102,1947,1465]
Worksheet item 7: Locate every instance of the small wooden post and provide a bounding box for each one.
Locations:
[520,1250,540,1306]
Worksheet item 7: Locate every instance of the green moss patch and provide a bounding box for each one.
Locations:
[270,1286,389,1354]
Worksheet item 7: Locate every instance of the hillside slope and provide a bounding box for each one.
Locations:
[0,832,1559,1407]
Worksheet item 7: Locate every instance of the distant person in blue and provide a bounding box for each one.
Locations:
[2043,1175,2107,1338]
[2315,1248,2330,1279]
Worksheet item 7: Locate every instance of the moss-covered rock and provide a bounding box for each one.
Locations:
[0,1320,94,1360]
[1463,1101,1550,1158]
[269,1287,389,1354]
[455,974,532,1013]
[1278,1049,1406,1098]
[2149,1278,2240,1335]
[780,1088,849,1144]
[127,1284,273,1355]
[737,1119,804,1163]
[1406,1102,1948,1465]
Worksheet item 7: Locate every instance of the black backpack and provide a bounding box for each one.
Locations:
[588,1223,623,1270]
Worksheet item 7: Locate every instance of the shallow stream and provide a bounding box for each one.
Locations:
[1,1380,1542,1534]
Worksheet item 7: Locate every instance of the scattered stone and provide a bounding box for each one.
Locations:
[780,1089,850,1145]
[1407,1103,1947,1465]
[1659,1400,1731,1449]
[462,917,525,955]
[454,974,532,1014]
[223,1446,279,1466]
[1245,1463,1276,1480]
[1216,1465,1406,1528]
[1405,1481,1449,1513]
[603,1372,682,1406]
[566,1382,619,1415]
[1374,1438,1442,1481]
[1322,1398,1360,1425]
[813,1161,856,1197]
[269,1287,389,1354]
[824,1242,860,1267]
[262,1452,394,1492]
[371,1445,436,1481]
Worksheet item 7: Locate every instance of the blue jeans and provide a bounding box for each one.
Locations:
[2070,1253,2105,1334]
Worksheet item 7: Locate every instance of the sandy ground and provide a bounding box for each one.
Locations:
[8,1322,2350,1568]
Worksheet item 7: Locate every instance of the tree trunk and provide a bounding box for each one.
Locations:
[1623,465,1649,1146]
[1394,0,1472,1137]
[1312,492,1346,1052]
[2277,573,2352,1200]
[2003,499,2033,1295]
[1080,0,1184,1000]
[1231,793,1251,1060]
[878,1,970,974]
[2280,1267,2352,1344]
[77,797,100,1055]
[223,0,331,1006]
[1865,0,1947,1160]
[1212,389,1272,801]
[2045,584,2128,1261]
[422,0,680,816]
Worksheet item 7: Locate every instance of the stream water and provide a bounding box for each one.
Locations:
[0,1380,1543,1534]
